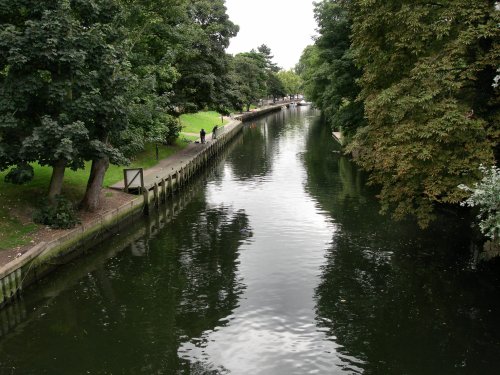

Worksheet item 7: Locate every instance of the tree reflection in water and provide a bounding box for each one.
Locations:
[0,200,252,374]
[228,108,306,181]
[304,117,500,374]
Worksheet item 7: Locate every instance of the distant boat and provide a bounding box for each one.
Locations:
[297,100,311,106]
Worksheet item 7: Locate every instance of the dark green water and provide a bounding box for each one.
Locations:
[1,108,500,374]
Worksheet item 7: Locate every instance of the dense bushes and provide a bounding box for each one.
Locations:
[33,196,80,229]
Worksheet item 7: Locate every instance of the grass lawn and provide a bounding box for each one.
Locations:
[179,133,199,142]
[0,139,189,250]
[101,139,189,187]
[0,207,37,250]
[180,111,228,134]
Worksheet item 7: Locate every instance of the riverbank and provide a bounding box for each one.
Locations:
[0,103,288,308]
[2,106,495,374]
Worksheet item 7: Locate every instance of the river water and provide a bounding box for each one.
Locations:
[1,108,500,374]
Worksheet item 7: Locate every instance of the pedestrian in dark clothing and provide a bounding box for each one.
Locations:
[212,125,218,140]
[200,128,206,144]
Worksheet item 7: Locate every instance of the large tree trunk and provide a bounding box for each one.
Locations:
[80,157,109,212]
[48,160,67,204]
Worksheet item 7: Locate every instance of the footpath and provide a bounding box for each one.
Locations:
[0,103,289,307]
[110,118,240,191]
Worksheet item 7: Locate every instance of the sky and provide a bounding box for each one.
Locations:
[225,0,317,70]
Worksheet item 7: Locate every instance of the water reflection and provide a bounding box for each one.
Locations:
[228,108,309,181]
[304,117,500,374]
[0,190,251,374]
[1,108,500,374]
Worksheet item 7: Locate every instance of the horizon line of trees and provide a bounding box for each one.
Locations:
[298,0,499,229]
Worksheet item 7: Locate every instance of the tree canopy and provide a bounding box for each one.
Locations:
[276,70,303,97]
[0,0,240,212]
[299,0,499,227]
[297,1,364,139]
[228,45,286,111]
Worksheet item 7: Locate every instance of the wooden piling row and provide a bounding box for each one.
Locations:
[0,269,23,309]
[140,121,244,217]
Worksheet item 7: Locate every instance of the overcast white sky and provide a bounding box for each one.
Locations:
[225,0,317,70]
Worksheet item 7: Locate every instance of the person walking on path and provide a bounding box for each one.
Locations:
[212,125,218,140]
[200,128,206,144]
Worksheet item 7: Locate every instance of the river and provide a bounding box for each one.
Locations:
[1,108,500,374]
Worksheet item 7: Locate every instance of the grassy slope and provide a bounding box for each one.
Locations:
[0,140,189,250]
[180,111,228,134]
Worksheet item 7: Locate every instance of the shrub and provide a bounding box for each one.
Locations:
[4,164,34,185]
[164,117,182,146]
[459,165,500,243]
[33,195,80,229]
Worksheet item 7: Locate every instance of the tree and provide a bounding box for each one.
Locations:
[0,0,242,214]
[0,1,101,201]
[296,45,320,101]
[0,0,136,209]
[255,44,285,101]
[297,1,365,138]
[118,0,185,154]
[266,73,286,102]
[348,0,498,226]
[257,44,280,72]
[171,0,239,113]
[232,52,268,111]
[277,70,302,97]
[78,1,135,211]
[459,165,500,244]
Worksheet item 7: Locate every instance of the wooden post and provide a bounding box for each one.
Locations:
[160,178,166,203]
[154,183,159,207]
[143,187,149,215]
[0,279,4,306]
[10,272,17,298]
[3,275,11,300]
[15,269,21,293]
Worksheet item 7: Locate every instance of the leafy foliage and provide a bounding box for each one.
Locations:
[301,0,499,227]
[459,165,500,243]
[4,163,34,185]
[276,70,302,97]
[297,1,364,138]
[171,0,239,113]
[231,52,268,111]
[33,195,80,229]
[349,0,498,227]
[0,0,133,205]
[266,72,286,101]
[257,44,280,72]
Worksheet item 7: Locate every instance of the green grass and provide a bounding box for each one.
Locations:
[0,207,37,250]
[180,111,228,133]
[101,139,188,187]
[179,133,199,142]
[0,139,189,250]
